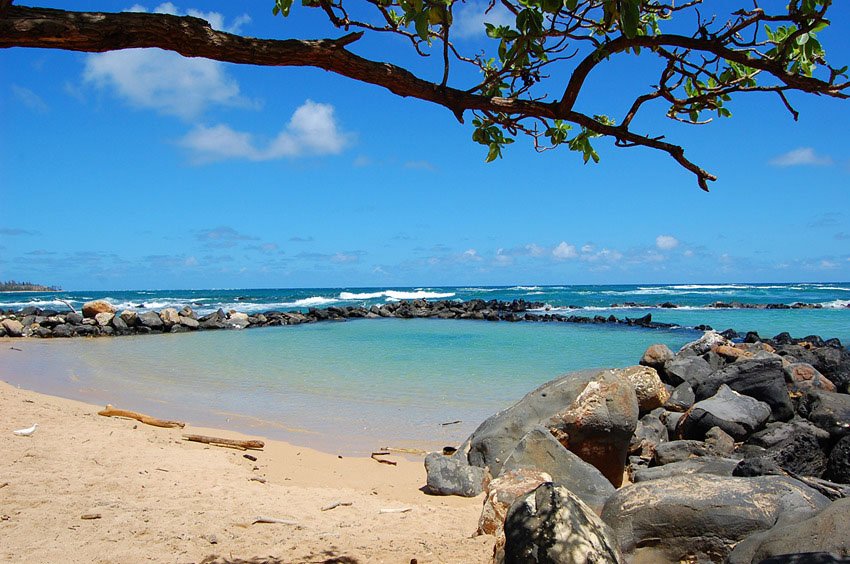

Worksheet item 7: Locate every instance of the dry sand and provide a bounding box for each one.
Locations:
[0,380,493,563]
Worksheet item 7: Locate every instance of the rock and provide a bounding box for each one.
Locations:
[797,390,850,440]
[179,306,197,320]
[705,425,736,456]
[629,412,668,458]
[713,344,754,362]
[159,308,180,327]
[1,319,23,337]
[825,435,850,484]
[679,330,731,356]
[51,324,73,338]
[748,418,832,449]
[110,314,128,332]
[632,457,739,482]
[424,452,488,497]
[500,428,615,514]
[94,312,114,327]
[81,300,115,318]
[737,431,827,478]
[137,311,163,329]
[654,440,712,465]
[548,371,639,487]
[66,312,83,324]
[227,312,250,329]
[119,310,138,327]
[727,498,850,564]
[179,315,199,329]
[677,384,771,441]
[639,344,674,371]
[785,362,837,392]
[661,410,684,436]
[663,356,712,388]
[664,382,695,412]
[613,365,669,413]
[499,483,623,564]
[693,357,794,422]
[478,468,552,536]
[461,369,608,477]
[601,474,831,562]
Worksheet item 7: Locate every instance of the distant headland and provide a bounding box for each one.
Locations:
[0,280,60,292]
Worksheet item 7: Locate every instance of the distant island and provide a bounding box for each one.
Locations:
[0,280,60,292]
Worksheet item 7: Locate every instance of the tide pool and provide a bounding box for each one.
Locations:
[1,318,696,455]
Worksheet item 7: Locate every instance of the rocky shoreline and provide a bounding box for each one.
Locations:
[1,298,847,348]
[424,331,850,562]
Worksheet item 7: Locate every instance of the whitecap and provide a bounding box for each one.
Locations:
[820,299,850,309]
[384,290,455,300]
[339,291,386,300]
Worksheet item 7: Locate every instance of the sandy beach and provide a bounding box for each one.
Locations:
[0,380,493,563]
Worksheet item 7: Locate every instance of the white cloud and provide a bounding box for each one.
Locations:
[84,48,245,119]
[552,241,577,260]
[655,235,679,250]
[452,0,514,38]
[769,147,833,167]
[494,248,513,266]
[180,100,350,163]
[581,248,623,263]
[525,243,545,257]
[581,244,594,254]
[11,85,49,113]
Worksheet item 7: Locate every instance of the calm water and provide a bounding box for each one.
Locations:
[2,283,848,454]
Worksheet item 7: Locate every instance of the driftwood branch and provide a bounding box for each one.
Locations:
[97,404,185,428]
[183,434,264,451]
[370,451,397,466]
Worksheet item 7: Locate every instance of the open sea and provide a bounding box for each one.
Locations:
[1,283,848,454]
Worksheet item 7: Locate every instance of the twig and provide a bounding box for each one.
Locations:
[321,501,352,511]
[57,298,77,313]
[379,507,412,514]
[252,516,298,525]
[9,347,22,351]
[249,477,267,484]
[0,482,9,489]
[370,452,397,466]
[80,513,101,520]
[440,420,462,426]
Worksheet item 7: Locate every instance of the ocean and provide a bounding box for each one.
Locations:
[1,283,848,454]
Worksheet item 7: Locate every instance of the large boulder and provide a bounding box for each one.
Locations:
[548,371,639,487]
[677,384,771,441]
[727,498,850,564]
[1,318,23,337]
[137,311,164,329]
[639,344,674,372]
[632,457,739,482]
[82,299,115,318]
[478,468,551,536]
[662,356,712,388]
[735,431,827,478]
[119,310,138,327]
[424,452,488,497]
[601,474,830,562]
[797,390,850,440]
[94,312,114,327]
[461,370,610,477]
[227,312,250,329]
[499,483,623,564]
[500,427,615,514]
[613,365,670,413]
[692,357,794,421]
[159,308,180,327]
[785,362,837,393]
[664,382,695,412]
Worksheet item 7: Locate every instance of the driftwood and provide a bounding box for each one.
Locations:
[57,298,77,313]
[98,405,185,428]
[80,513,101,520]
[379,507,412,514]
[370,451,397,466]
[321,501,353,511]
[0,482,9,489]
[183,434,264,450]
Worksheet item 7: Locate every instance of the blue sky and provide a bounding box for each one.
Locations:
[1,1,849,290]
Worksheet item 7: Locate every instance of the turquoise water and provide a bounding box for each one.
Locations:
[1,318,696,455]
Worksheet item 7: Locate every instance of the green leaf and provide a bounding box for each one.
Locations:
[620,0,641,39]
[486,143,501,162]
[797,32,810,45]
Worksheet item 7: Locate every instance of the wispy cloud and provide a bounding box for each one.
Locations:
[0,228,38,236]
[289,236,314,243]
[11,85,49,113]
[128,4,251,34]
[196,226,258,248]
[769,147,833,167]
[180,100,350,163]
[404,160,437,171]
[655,235,679,250]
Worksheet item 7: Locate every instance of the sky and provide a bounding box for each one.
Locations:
[1,1,849,290]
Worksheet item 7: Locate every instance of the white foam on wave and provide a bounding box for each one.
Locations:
[820,299,850,309]
[0,298,75,309]
[339,291,386,300]
[510,285,541,291]
[527,291,545,295]
[338,290,456,301]
[816,286,850,292]
[459,287,500,293]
